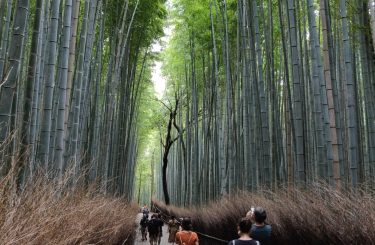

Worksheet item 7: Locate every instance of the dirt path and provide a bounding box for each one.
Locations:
[134,213,173,245]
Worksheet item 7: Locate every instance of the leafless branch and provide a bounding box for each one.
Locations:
[154,97,172,111]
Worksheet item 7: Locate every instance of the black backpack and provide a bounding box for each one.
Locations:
[140,218,148,227]
[148,219,159,235]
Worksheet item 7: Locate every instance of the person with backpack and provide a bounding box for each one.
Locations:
[168,216,180,243]
[148,214,160,245]
[140,214,149,241]
[142,204,150,218]
[175,218,199,245]
[247,207,272,245]
[228,218,260,245]
[156,213,164,245]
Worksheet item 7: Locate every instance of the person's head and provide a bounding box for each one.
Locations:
[237,218,252,234]
[151,214,157,219]
[246,206,254,218]
[252,207,267,224]
[171,215,175,220]
[158,213,162,218]
[181,218,193,231]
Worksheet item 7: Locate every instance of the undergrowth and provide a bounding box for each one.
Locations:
[154,184,375,245]
[0,172,138,245]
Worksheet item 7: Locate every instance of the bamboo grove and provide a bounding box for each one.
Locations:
[151,0,375,206]
[0,0,166,199]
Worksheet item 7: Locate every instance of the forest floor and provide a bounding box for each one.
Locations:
[134,213,171,245]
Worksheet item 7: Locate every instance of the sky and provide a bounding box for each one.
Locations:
[151,59,165,99]
[151,2,173,100]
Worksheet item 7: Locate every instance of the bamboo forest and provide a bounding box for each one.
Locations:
[1,0,375,244]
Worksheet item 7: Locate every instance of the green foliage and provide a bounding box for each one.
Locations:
[101,0,178,204]
[132,0,167,48]
[104,0,167,49]
[134,56,165,203]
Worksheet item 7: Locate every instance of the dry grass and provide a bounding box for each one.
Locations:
[154,184,375,245]
[0,174,138,245]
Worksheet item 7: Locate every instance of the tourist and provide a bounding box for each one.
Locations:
[246,207,272,245]
[142,204,150,218]
[148,214,160,245]
[168,215,180,243]
[175,218,199,245]
[157,213,164,245]
[140,214,149,241]
[228,218,260,245]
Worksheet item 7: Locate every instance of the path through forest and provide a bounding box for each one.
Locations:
[134,213,171,245]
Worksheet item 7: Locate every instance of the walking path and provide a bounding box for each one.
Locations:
[134,213,172,245]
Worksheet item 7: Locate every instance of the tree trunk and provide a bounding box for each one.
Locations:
[54,0,72,178]
[340,0,359,187]
[20,0,45,177]
[162,99,179,205]
[369,0,375,51]
[320,0,341,187]
[65,0,80,132]
[0,0,12,80]
[37,0,61,167]
[0,0,29,149]
[69,0,89,167]
[286,0,306,185]
[307,0,328,180]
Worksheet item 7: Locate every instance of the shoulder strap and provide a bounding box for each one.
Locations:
[232,240,236,245]
[187,232,192,244]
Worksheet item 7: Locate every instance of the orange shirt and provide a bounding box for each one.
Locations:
[175,230,199,245]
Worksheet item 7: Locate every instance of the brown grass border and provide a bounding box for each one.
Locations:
[0,174,139,245]
[153,184,375,245]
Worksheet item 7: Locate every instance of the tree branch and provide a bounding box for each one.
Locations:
[155,97,172,112]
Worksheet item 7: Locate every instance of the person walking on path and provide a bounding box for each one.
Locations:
[168,216,180,243]
[157,213,164,245]
[142,204,150,218]
[147,214,160,245]
[228,218,260,245]
[140,214,149,241]
[246,207,272,245]
[175,218,199,245]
